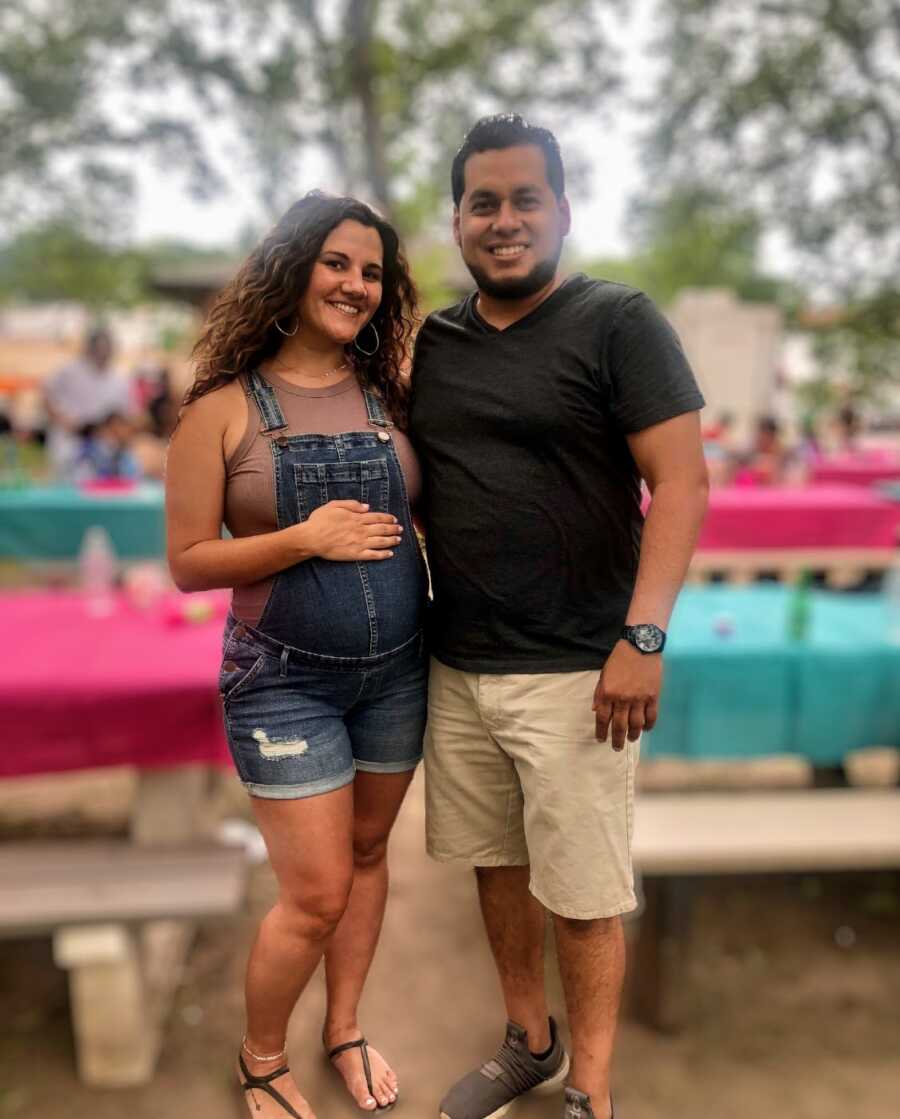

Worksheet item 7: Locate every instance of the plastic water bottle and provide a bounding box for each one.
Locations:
[786,570,813,642]
[885,565,900,644]
[78,526,118,617]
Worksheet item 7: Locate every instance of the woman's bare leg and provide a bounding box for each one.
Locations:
[323,769,416,1110]
[239,783,355,1119]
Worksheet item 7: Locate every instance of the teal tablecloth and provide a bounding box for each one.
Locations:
[649,586,900,764]
[0,484,165,560]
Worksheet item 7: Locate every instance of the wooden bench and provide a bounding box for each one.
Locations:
[687,548,895,587]
[0,840,247,1086]
[629,788,900,1031]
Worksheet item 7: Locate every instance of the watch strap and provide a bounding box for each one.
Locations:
[622,624,667,653]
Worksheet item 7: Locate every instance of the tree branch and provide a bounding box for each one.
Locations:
[346,0,392,215]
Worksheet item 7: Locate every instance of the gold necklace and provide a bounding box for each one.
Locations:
[271,356,350,380]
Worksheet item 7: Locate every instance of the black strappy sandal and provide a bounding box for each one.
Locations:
[326,1036,396,1113]
[238,1053,304,1117]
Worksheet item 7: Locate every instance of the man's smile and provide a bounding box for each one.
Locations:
[486,243,529,259]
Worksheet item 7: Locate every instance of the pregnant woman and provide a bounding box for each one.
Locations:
[166,191,428,1119]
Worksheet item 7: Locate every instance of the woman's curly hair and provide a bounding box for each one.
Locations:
[186,191,418,427]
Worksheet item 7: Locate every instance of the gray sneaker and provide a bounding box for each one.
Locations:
[439,1017,569,1119]
[564,1088,614,1119]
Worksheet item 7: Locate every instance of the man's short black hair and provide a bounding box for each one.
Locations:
[451,114,565,206]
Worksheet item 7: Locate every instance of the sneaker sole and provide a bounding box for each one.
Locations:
[439,1051,570,1119]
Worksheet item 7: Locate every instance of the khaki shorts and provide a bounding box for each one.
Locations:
[424,658,640,920]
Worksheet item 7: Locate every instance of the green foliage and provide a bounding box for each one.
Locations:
[642,0,900,290]
[580,185,789,307]
[237,0,624,232]
[0,1,250,233]
[406,241,460,314]
[799,290,900,414]
[641,1,900,406]
[0,221,149,306]
[2,0,624,237]
[0,220,238,309]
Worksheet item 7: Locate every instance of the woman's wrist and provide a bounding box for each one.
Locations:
[280,522,317,563]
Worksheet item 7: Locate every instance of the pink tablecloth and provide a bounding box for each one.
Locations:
[699,485,900,550]
[0,592,229,779]
[811,454,900,487]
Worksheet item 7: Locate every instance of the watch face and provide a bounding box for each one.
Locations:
[631,624,663,653]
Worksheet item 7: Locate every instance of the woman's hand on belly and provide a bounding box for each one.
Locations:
[300,499,402,562]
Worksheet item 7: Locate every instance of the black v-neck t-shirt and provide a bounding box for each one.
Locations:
[408,274,705,673]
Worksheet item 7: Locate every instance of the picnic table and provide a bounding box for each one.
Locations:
[631,786,900,1030]
[634,586,900,1031]
[649,585,900,765]
[698,483,899,550]
[810,451,900,487]
[0,589,229,779]
[0,589,244,1087]
[0,481,165,561]
[689,484,900,582]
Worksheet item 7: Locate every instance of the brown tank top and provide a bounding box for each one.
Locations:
[224,370,422,625]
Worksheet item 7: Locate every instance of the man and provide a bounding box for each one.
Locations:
[408,114,708,1119]
[44,327,133,477]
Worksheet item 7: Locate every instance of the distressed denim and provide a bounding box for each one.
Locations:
[219,372,429,797]
[221,619,427,798]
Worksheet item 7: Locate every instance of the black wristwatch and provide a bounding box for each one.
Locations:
[621,623,666,654]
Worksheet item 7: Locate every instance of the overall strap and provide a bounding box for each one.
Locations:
[363,388,394,430]
[245,370,288,434]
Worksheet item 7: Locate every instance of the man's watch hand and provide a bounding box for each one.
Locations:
[593,640,663,751]
[621,623,666,654]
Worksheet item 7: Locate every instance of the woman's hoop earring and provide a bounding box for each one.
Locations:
[353,321,380,357]
[275,317,299,337]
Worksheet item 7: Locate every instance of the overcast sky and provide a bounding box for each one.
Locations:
[131,3,656,260]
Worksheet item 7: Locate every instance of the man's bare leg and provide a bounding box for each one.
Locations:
[475,865,551,1053]
[553,913,624,1119]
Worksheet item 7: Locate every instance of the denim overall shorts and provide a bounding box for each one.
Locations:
[219,372,430,799]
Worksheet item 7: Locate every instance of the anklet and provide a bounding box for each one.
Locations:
[242,1036,286,1062]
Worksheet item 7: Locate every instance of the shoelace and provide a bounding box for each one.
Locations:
[565,1094,606,1119]
[565,1103,583,1119]
[482,1036,549,1095]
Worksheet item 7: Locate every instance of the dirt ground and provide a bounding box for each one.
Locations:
[1,771,898,1119]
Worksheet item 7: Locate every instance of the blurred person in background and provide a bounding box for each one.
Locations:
[701,409,735,448]
[702,410,737,486]
[166,191,427,1119]
[833,403,862,452]
[790,414,823,481]
[798,415,822,459]
[409,115,707,1119]
[43,327,134,478]
[131,365,178,479]
[134,363,178,439]
[146,366,177,438]
[72,411,142,482]
[735,414,787,485]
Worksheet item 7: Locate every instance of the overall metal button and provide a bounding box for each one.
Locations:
[377,430,391,443]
